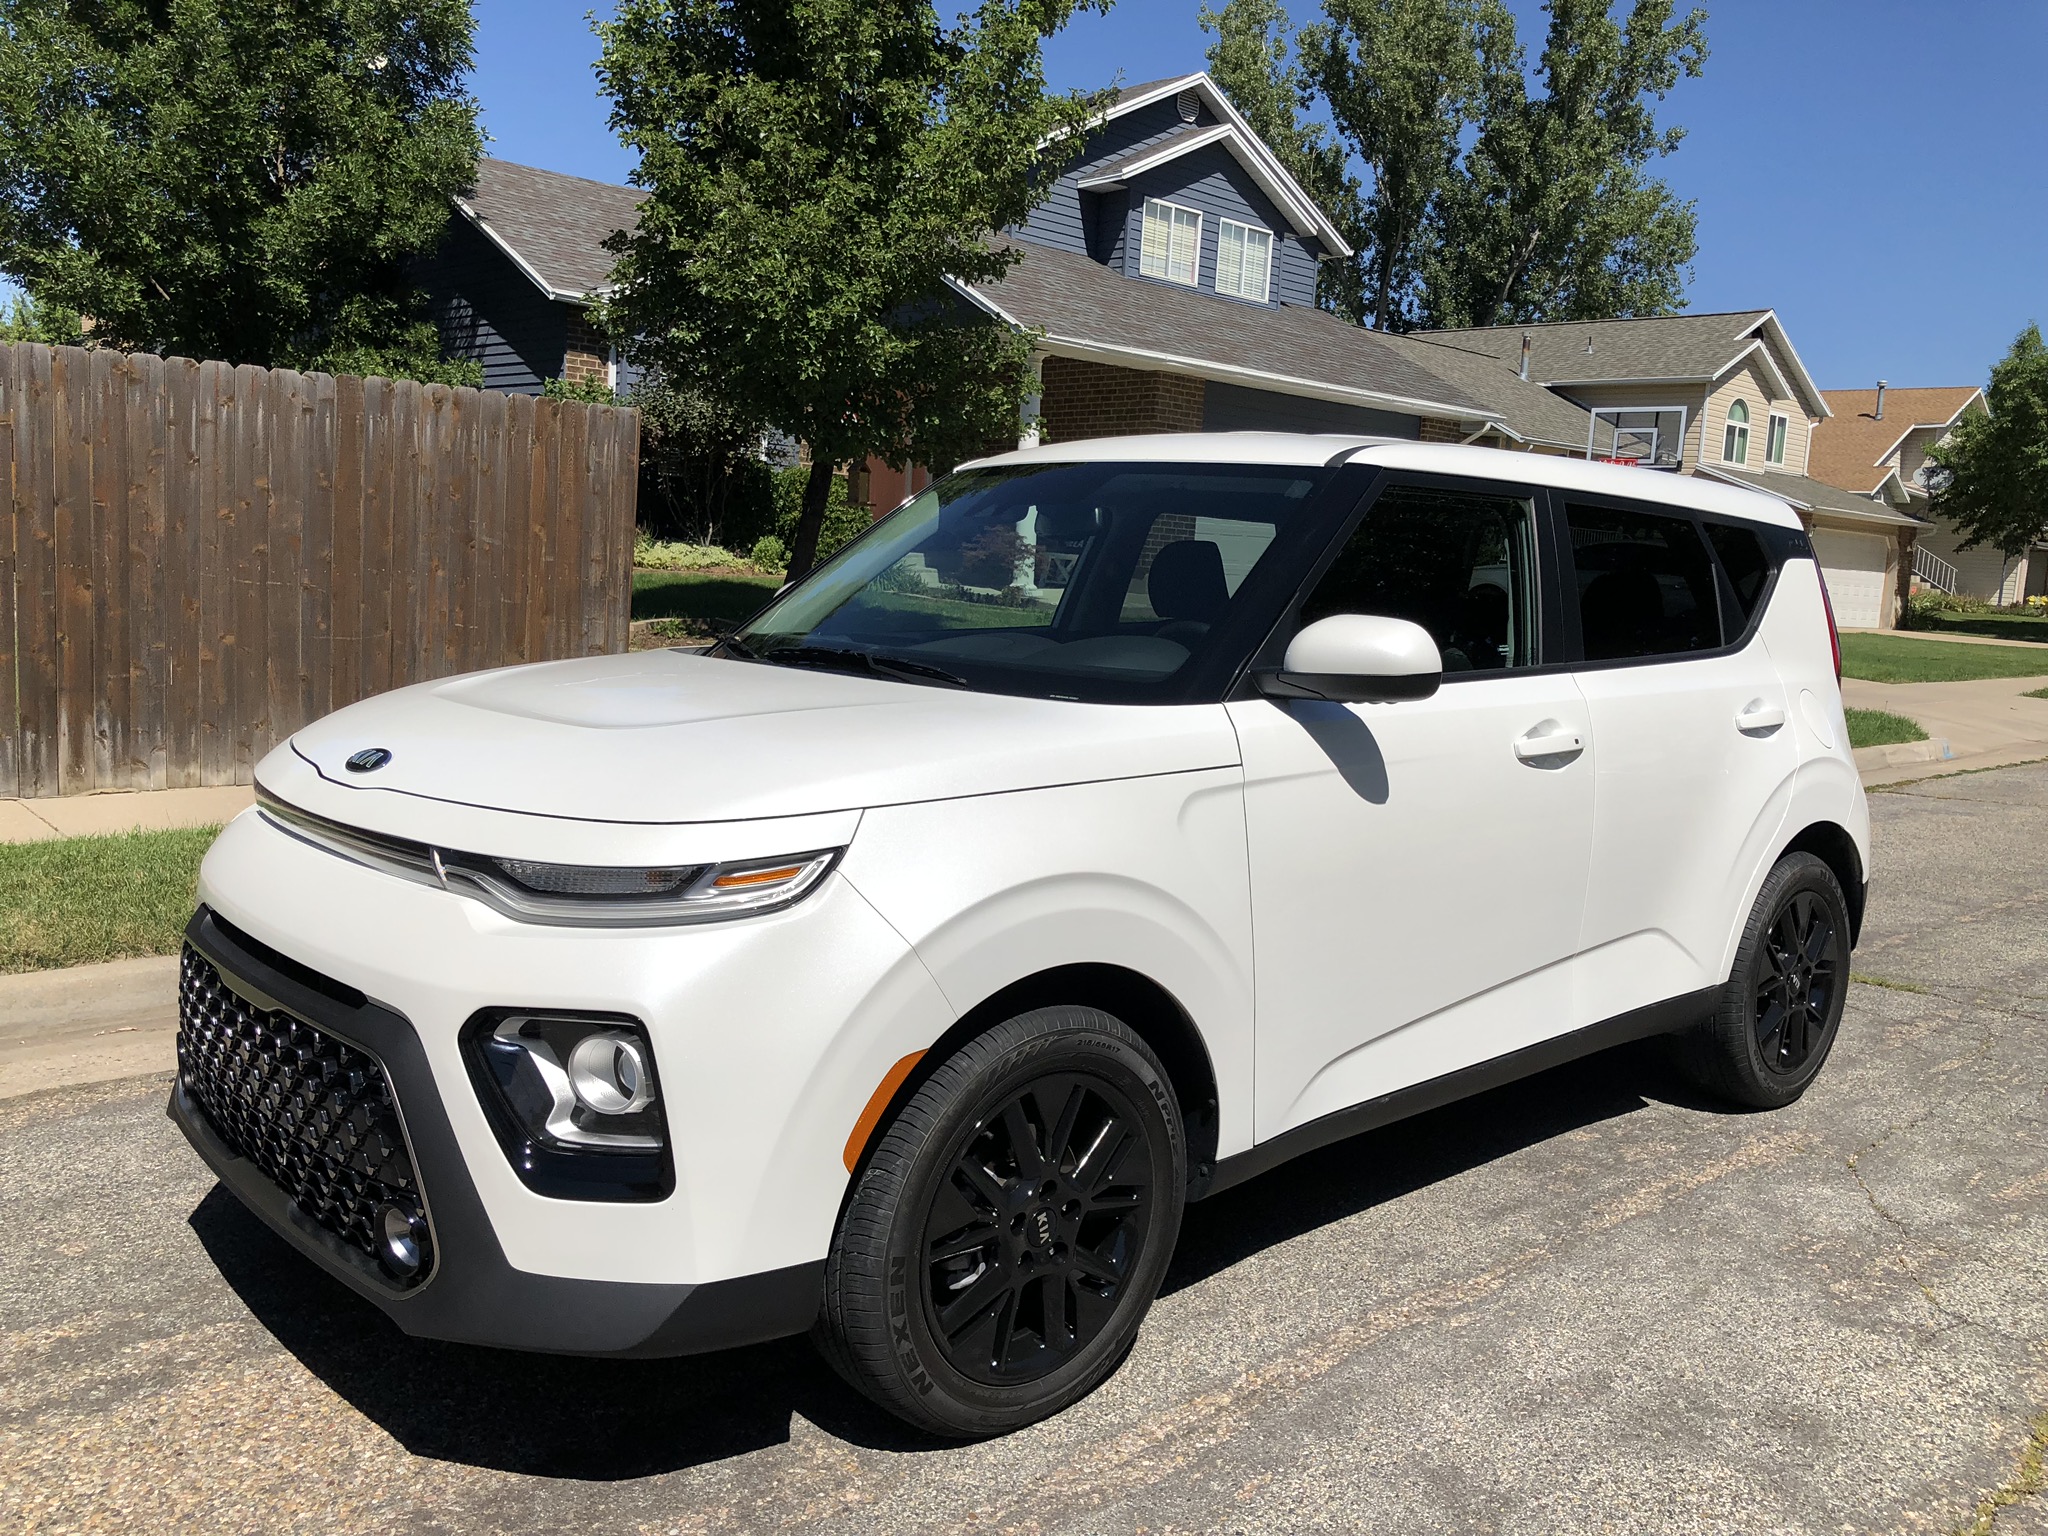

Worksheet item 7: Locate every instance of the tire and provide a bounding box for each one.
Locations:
[1676,851,1852,1109]
[814,1006,1185,1438]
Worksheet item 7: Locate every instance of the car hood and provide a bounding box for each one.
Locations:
[280,650,1241,824]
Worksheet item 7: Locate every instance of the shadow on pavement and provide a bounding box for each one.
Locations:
[188,1036,1724,1479]
[1165,1037,1725,1296]
[187,1188,939,1478]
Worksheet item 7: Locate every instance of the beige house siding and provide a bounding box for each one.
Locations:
[1701,359,1813,480]
[1916,521,2030,604]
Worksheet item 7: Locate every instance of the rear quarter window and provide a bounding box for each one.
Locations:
[1704,521,1774,632]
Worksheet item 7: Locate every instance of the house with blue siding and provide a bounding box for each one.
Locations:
[418,158,646,395]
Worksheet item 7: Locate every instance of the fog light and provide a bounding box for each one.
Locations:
[567,1031,654,1116]
[376,1200,428,1280]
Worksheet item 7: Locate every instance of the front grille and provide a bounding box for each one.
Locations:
[177,943,432,1287]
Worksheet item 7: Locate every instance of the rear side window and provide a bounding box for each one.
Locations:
[1302,484,1538,673]
[1704,520,1773,630]
[1565,503,1721,662]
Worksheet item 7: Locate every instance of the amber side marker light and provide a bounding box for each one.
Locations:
[843,1051,927,1173]
[713,865,805,889]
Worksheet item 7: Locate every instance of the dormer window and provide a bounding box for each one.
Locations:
[1139,198,1201,287]
[1215,219,1273,302]
[1722,399,1750,465]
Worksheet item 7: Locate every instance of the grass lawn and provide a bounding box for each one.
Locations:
[1912,610,2048,644]
[631,569,781,635]
[1845,708,1929,749]
[1839,632,2048,684]
[0,825,218,973]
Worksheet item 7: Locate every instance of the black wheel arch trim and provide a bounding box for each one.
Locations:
[170,905,821,1358]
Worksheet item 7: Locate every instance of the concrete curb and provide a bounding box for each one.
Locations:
[1851,738,1951,771]
[0,954,178,1100]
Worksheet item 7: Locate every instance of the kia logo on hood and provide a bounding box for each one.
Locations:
[345,747,393,774]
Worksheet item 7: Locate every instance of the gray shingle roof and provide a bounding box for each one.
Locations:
[1112,74,1201,106]
[1368,333,1596,450]
[461,158,648,299]
[1417,312,1776,385]
[972,240,1489,419]
[1701,465,1926,527]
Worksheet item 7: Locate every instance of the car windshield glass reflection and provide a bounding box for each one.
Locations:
[729,463,1324,703]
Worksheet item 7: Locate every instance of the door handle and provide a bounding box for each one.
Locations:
[1736,700,1787,735]
[1513,725,1585,762]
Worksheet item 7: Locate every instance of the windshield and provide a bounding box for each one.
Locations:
[728,461,1332,703]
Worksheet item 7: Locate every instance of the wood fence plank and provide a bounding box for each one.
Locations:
[475,386,507,673]
[524,397,557,661]
[195,362,231,785]
[18,344,59,797]
[608,405,640,652]
[329,373,365,715]
[361,376,397,699]
[124,353,169,789]
[229,363,268,782]
[555,401,588,658]
[264,367,304,754]
[54,348,97,794]
[434,385,467,678]
[300,370,337,730]
[387,380,422,690]
[0,346,20,798]
[91,349,128,788]
[501,392,533,664]
[164,358,202,788]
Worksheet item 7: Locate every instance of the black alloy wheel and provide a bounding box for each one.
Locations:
[1675,850,1853,1109]
[921,1072,1155,1385]
[815,1007,1184,1438]
[1753,890,1840,1075]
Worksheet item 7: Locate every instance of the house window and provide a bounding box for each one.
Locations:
[1215,219,1273,302]
[1765,412,1789,466]
[1722,399,1750,465]
[1139,198,1201,286]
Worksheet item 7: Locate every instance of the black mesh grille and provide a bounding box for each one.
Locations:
[176,943,432,1287]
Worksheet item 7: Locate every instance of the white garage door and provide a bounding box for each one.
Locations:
[1811,529,1891,628]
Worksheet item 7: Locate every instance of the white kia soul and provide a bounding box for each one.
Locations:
[174,435,1868,1437]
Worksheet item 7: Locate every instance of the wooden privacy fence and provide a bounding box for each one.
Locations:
[0,342,638,797]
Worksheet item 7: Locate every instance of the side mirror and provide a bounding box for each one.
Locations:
[1256,614,1442,704]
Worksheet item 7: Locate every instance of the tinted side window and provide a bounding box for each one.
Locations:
[1566,504,1720,662]
[1302,485,1538,673]
[1705,520,1772,630]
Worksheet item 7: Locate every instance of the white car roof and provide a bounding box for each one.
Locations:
[964,433,1806,531]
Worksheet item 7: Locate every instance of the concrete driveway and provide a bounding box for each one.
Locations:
[5,765,2047,1535]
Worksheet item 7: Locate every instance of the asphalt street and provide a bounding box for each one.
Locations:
[5,763,2047,1535]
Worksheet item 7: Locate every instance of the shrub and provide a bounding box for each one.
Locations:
[632,534,756,571]
[771,464,871,563]
[749,535,789,570]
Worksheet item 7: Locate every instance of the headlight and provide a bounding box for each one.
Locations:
[463,1012,671,1202]
[256,785,841,928]
[438,847,841,927]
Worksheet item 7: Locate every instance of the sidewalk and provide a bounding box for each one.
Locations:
[0,955,177,1099]
[0,783,252,844]
[1848,670,2048,786]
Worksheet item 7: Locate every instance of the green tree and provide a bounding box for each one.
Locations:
[1926,324,2048,561]
[1200,0,1368,319]
[1421,0,1705,329]
[1299,0,1495,332]
[0,291,83,346]
[596,0,1102,579]
[0,0,481,377]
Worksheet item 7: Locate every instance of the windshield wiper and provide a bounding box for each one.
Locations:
[762,645,967,689]
[712,633,757,660]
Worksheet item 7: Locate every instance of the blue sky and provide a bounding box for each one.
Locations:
[475,0,2046,394]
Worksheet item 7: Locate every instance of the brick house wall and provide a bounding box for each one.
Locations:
[1417,417,1465,444]
[561,307,611,388]
[1041,357,1205,443]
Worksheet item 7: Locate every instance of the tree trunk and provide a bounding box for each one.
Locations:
[786,453,837,580]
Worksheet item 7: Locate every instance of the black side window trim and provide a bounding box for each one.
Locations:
[1547,488,1791,671]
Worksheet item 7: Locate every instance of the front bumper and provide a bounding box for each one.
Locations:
[170,906,821,1357]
